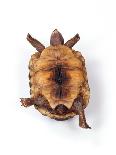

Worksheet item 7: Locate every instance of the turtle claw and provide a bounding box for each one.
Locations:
[20,98,34,107]
[79,122,91,129]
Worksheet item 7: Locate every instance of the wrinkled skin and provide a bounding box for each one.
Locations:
[20,29,91,129]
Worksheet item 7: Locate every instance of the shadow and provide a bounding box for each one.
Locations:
[87,60,104,130]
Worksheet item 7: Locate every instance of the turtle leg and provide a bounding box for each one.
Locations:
[64,33,80,48]
[20,98,35,107]
[20,95,47,107]
[74,97,91,129]
[27,33,45,52]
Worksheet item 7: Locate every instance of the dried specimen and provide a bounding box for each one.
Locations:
[20,29,91,129]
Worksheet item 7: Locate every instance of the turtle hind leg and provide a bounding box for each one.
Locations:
[20,95,47,107]
[74,97,91,129]
[20,98,35,107]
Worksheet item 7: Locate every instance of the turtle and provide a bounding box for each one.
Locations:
[20,29,91,129]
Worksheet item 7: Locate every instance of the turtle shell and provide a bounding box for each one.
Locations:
[29,45,90,120]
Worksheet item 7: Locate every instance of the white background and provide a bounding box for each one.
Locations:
[0,0,116,154]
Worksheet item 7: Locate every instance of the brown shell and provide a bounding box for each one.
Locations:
[29,45,90,119]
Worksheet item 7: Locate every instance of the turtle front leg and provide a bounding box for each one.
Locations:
[64,33,80,48]
[74,97,91,129]
[27,33,45,53]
